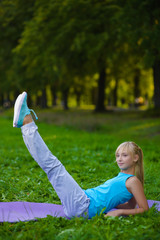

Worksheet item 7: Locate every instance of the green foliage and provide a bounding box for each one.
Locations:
[0,0,35,92]
[1,0,159,109]
[0,109,160,239]
[119,0,160,67]
[13,0,120,93]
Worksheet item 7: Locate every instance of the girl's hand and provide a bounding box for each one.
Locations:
[104,209,122,217]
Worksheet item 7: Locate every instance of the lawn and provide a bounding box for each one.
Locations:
[0,109,160,240]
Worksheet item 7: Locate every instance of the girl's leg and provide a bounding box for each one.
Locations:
[21,121,90,218]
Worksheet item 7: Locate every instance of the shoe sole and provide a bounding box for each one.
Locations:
[13,92,27,127]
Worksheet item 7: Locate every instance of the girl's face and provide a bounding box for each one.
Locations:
[116,147,138,172]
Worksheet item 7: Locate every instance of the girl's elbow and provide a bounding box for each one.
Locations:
[145,205,149,211]
[142,205,149,212]
[145,202,149,211]
[138,205,149,213]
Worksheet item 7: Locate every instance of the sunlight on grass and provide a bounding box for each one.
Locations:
[130,122,160,130]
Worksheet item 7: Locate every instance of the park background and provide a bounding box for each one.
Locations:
[0,0,160,239]
[0,0,160,111]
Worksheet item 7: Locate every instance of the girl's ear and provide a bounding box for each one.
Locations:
[133,154,139,163]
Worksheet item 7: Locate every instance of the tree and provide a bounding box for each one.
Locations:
[0,0,35,102]
[119,0,160,108]
[13,0,121,111]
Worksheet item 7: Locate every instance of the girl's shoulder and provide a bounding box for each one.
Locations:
[126,176,142,189]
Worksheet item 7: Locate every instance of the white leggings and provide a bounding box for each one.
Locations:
[21,122,90,218]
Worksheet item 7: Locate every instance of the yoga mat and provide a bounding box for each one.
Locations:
[0,200,159,223]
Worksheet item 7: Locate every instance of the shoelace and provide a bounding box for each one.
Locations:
[30,109,38,120]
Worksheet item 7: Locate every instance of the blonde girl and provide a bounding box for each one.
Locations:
[104,141,148,217]
[13,92,149,218]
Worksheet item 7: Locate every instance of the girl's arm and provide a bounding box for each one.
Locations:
[105,177,149,217]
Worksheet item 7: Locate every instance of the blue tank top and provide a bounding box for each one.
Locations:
[84,172,134,218]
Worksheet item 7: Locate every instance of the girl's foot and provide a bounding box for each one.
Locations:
[13,92,38,128]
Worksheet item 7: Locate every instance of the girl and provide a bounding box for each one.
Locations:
[13,92,149,219]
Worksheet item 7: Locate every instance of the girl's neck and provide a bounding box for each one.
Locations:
[120,166,135,175]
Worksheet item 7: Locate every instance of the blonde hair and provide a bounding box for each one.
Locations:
[115,141,144,186]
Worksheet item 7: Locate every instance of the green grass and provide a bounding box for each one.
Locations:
[0,109,160,239]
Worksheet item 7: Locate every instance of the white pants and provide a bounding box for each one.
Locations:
[21,122,90,218]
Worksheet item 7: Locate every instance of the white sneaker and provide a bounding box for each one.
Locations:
[13,92,38,128]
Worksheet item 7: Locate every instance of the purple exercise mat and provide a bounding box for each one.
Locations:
[0,200,159,223]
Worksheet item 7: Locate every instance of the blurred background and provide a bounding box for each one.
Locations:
[0,0,159,112]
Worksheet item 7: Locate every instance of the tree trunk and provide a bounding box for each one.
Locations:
[41,88,47,108]
[134,68,140,99]
[14,90,21,102]
[63,89,69,110]
[153,60,160,108]
[113,79,118,107]
[95,67,106,112]
[76,92,81,107]
[51,86,57,106]
[0,94,4,107]
[27,94,32,108]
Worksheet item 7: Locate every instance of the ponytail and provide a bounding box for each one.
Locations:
[135,145,144,186]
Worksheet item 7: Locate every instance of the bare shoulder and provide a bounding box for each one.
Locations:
[126,176,143,191]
